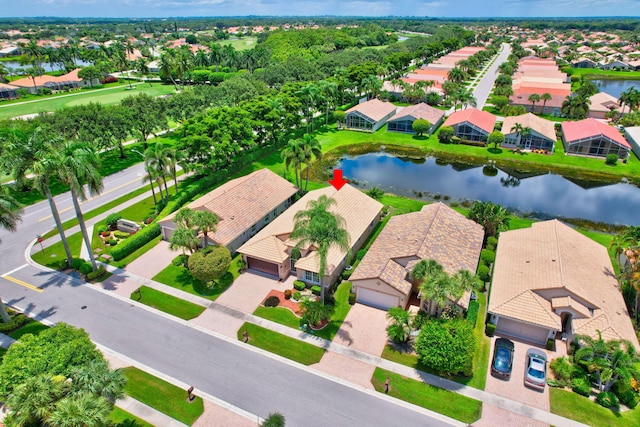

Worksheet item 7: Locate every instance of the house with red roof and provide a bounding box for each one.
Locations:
[561,118,630,159]
[344,98,397,132]
[442,108,496,143]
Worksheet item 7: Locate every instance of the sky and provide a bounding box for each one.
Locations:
[0,0,640,18]
[2,0,640,18]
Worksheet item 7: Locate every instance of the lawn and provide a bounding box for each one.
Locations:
[31,231,84,269]
[8,320,49,340]
[238,322,325,365]
[253,306,301,329]
[371,368,483,424]
[152,262,234,300]
[0,83,176,119]
[131,286,205,320]
[122,367,204,426]
[212,36,257,51]
[550,388,640,427]
[381,292,490,390]
[570,68,640,81]
[110,407,154,427]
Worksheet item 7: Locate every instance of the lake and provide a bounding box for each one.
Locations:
[592,79,639,98]
[336,152,640,226]
[2,60,90,72]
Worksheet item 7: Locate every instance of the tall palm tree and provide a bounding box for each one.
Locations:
[282,138,305,188]
[316,80,338,125]
[208,43,222,71]
[361,75,382,100]
[528,93,541,113]
[167,148,189,193]
[144,143,172,198]
[540,92,553,115]
[142,165,160,205]
[193,210,219,248]
[620,87,640,113]
[510,123,531,148]
[454,87,477,111]
[58,142,103,271]
[447,66,467,84]
[291,195,350,304]
[0,188,22,323]
[296,83,321,133]
[159,51,178,90]
[298,133,322,192]
[169,226,199,254]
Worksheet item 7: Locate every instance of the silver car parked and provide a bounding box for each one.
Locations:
[524,348,547,391]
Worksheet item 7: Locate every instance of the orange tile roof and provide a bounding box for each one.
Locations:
[561,118,630,148]
[9,68,83,88]
[443,108,496,134]
[489,220,639,347]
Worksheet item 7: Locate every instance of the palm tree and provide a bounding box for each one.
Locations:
[528,93,541,113]
[262,412,286,427]
[208,43,222,71]
[298,134,322,192]
[361,75,382,100]
[540,92,552,115]
[447,66,467,84]
[169,227,200,254]
[0,189,22,323]
[454,87,477,111]
[5,374,66,426]
[48,393,112,427]
[291,195,350,304]
[297,83,320,133]
[193,210,219,248]
[159,51,178,90]
[620,87,640,113]
[468,201,510,240]
[58,142,103,271]
[316,80,338,125]
[68,359,126,403]
[142,165,160,205]
[561,94,591,119]
[167,149,189,193]
[300,298,334,327]
[282,138,305,188]
[144,143,172,198]
[386,307,412,344]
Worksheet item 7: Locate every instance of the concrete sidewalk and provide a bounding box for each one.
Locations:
[117,396,188,427]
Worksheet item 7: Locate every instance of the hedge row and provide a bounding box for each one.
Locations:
[110,224,161,261]
[466,300,480,326]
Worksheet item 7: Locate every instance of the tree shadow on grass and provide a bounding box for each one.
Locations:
[487,147,503,154]
[411,135,428,141]
[183,270,233,298]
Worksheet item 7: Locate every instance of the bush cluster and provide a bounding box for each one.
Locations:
[71,258,86,270]
[613,380,639,409]
[477,263,491,282]
[0,314,32,334]
[86,265,107,281]
[596,391,619,409]
[480,249,495,266]
[113,231,131,239]
[284,289,292,300]
[172,254,189,267]
[100,76,118,84]
[264,296,280,307]
[108,239,118,246]
[485,322,496,337]
[293,291,302,301]
[348,292,356,305]
[466,300,480,326]
[311,285,321,296]
[110,224,161,261]
[105,213,122,229]
[293,280,306,291]
[571,377,592,397]
[486,236,498,251]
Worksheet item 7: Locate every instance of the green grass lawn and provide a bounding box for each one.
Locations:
[8,320,49,340]
[238,322,325,365]
[152,262,233,300]
[371,368,482,424]
[31,231,84,268]
[550,388,640,427]
[110,407,154,427]
[253,306,301,329]
[570,68,640,80]
[131,286,205,320]
[212,36,257,51]
[0,83,176,119]
[122,367,204,426]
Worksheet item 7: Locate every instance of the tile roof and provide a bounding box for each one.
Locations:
[351,203,484,296]
[501,113,557,142]
[388,103,445,126]
[9,68,84,88]
[489,220,639,348]
[561,118,630,148]
[442,108,496,134]
[589,92,621,113]
[239,185,382,276]
[158,168,298,247]
[345,98,396,122]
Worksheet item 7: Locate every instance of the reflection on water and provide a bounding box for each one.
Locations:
[337,153,640,225]
[592,80,639,98]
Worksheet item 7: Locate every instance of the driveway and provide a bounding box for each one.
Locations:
[475,335,550,427]
[332,304,389,356]
[126,240,177,279]
[214,272,290,313]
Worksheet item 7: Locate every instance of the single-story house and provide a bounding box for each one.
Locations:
[0,83,19,100]
[350,203,484,311]
[489,220,639,349]
[624,126,640,159]
[572,58,597,68]
[344,98,397,132]
[158,168,298,253]
[501,113,556,151]
[561,118,630,159]
[442,108,496,143]
[0,46,21,57]
[386,103,445,135]
[600,60,631,70]
[588,92,621,119]
[238,185,382,288]
[8,68,99,94]
[147,60,160,73]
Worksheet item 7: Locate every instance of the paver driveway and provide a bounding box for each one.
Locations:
[215,272,291,313]
[126,241,177,279]
[475,335,550,427]
[333,303,389,356]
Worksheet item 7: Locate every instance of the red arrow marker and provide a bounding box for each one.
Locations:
[329,169,348,190]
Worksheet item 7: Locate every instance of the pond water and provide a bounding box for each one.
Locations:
[2,60,91,72]
[592,79,639,98]
[336,152,640,225]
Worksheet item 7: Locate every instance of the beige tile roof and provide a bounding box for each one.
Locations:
[388,103,445,126]
[158,169,297,247]
[501,113,557,142]
[589,91,621,113]
[237,235,289,263]
[351,203,484,296]
[489,220,639,348]
[238,184,382,276]
[345,98,397,122]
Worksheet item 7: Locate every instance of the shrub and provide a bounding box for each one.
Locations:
[466,300,480,326]
[477,263,491,282]
[86,265,107,281]
[485,322,496,337]
[284,289,292,300]
[486,236,498,251]
[105,213,122,230]
[111,224,161,261]
[96,225,107,234]
[113,231,131,239]
[293,291,302,301]
[0,314,32,334]
[356,249,367,260]
[596,391,619,409]
[412,310,429,330]
[415,319,475,375]
[480,249,496,265]
[264,296,280,307]
[311,285,321,295]
[342,269,353,280]
[145,217,154,224]
[546,338,555,351]
[613,380,639,408]
[71,258,86,270]
[605,153,618,165]
[188,246,232,283]
[101,231,111,237]
[293,280,306,291]
[101,76,118,84]
[79,262,93,275]
[323,293,335,306]
[348,292,356,305]
[172,254,189,267]
[550,357,574,386]
[438,126,454,144]
[108,239,118,246]
[571,378,591,397]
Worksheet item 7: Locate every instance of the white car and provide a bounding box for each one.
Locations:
[524,348,547,391]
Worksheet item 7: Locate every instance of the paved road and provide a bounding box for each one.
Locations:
[0,165,459,426]
[473,43,512,109]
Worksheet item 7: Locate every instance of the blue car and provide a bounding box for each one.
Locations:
[491,338,515,379]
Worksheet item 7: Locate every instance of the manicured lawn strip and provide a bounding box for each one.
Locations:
[110,407,154,427]
[253,306,301,329]
[313,281,353,340]
[470,291,490,390]
[371,368,482,424]
[151,263,233,301]
[570,68,640,80]
[130,286,205,320]
[381,194,427,215]
[549,388,640,427]
[122,367,204,426]
[238,322,325,365]
[8,321,49,340]
[31,232,84,268]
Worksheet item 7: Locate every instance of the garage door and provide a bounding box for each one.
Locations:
[247,257,278,277]
[496,317,550,344]
[356,287,399,310]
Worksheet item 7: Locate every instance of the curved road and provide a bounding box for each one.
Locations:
[0,165,457,426]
